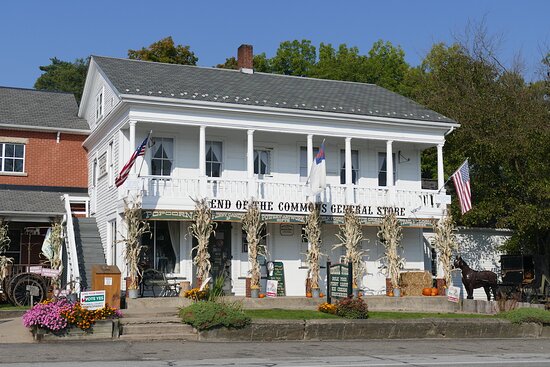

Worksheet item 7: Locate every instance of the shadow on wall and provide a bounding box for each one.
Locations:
[456,228,513,273]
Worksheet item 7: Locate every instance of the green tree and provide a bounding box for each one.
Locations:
[310,43,369,83]
[215,53,272,72]
[270,40,316,76]
[410,41,550,257]
[34,57,89,103]
[128,36,198,65]
[364,40,409,92]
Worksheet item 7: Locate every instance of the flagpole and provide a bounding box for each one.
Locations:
[137,130,153,178]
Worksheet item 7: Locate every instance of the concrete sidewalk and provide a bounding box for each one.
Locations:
[0,318,33,344]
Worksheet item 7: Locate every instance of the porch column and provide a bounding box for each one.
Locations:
[129,120,136,175]
[247,129,257,198]
[199,126,207,197]
[386,140,394,187]
[437,143,445,192]
[307,134,313,175]
[345,137,354,203]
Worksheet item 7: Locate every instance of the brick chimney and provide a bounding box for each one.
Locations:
[238,44,253,73]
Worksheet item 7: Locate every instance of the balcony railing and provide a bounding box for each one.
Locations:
[139,175,440,216]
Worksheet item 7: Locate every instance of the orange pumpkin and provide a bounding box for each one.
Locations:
[319,293,325,297]
[306,292,312,298]
[259,293,266,298]
[430,288,438,296]
[422,288,431,296]
[388,291,394,297]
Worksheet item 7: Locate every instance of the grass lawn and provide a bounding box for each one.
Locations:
[0,303,29,311]
[244,308,494,320]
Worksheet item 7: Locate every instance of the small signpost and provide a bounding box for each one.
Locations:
[327,261,353,304]
[266,279,278,297]
[447,286,461,303]
[80,290,106,310]
[267,261,286,296]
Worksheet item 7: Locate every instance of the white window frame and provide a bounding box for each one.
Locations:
[0,142,25,173]
[299,146,319,181]
[107,219,117,266]
[108,141,114,187]
[205,141,223,178]
[253,148,271,176]
[150,137,174,176]
[339,149,359,185]
[95,88,104,121]
[378,152,397,187]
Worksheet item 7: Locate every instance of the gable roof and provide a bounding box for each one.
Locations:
[0,87,89,131]
[92,56,455,124]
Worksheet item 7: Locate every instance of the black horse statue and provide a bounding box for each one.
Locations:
[453,256,498,301]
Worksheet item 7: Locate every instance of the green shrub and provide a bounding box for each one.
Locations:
[498,308,550,324]
[179,301,251,331]
[336,297,368,319]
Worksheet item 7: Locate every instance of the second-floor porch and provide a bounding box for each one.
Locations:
[138,175,447,219]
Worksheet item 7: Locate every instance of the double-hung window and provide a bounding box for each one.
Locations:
[299,146,319,181]
[254,149,270,175]
[0,143,25,173]
[206,141,222,177]
[151,137,173,176]
[378,152,396,186]
[340,149,359,184]
[95,90,104,121]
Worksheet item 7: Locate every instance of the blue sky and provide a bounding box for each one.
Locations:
[1,0,548,89]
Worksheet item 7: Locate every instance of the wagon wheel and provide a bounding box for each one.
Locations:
[10,273,46,306]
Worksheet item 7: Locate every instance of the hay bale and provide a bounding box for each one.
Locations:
[400,271,433,296]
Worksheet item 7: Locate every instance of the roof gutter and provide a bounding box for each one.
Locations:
[119,94,461,130]
[0,123,90,135]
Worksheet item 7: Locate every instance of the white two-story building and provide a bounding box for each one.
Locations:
[78,45,458,296]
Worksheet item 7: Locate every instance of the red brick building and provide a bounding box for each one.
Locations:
[0,87,89,272]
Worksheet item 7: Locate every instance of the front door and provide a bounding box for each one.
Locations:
[208,222,232,294]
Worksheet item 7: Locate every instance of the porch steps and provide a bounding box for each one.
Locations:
[73,217,106,290]
[119,308,198,341]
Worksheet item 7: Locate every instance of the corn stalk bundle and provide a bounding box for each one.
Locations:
[48,220,64,287]
[333,206,367,288]
[121,196,150,290]
[242,201,266,288]
[189,198,216,282]
[0,220,12,281]
[432,213,459,287]
[377,212,405,290]
[303,205,323,289]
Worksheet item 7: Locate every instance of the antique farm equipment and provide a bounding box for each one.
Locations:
[1,266,49,306]
[453,256,498,301]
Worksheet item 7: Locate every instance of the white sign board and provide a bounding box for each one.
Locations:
[447,286,461,303]
[41,268,61,278]
[435,194,452,205]
[80,290,106,310]
[266,280,278,297]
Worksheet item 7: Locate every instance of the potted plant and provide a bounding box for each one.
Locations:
[431,212,459,295]
[121,195,150,298]
[304,204,324,297]
[333,206,366,296]
[189,198,216,288]
[242,201,266,298]
[377,212,405,297]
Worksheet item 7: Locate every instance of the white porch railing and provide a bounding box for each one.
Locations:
[139,176,440,215]
[62,194,81,293]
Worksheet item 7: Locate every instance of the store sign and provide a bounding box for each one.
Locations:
[447,286,461,303]
[80,290,106,310]
[266,280,278,297]
[267,261,286,296]
[329,264,352,299]
[143,209,434,227]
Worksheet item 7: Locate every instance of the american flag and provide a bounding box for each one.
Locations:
[451,160,472,214]
[115,136,149,187]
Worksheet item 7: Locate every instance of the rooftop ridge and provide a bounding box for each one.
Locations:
[0,85,75,95]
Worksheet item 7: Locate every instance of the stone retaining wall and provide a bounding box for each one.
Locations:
[198,319,549,341]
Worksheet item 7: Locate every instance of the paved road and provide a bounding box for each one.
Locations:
[1,338,550,366]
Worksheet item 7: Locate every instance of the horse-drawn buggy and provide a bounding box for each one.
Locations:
[498,255,549,303]
[454,255,549,303]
